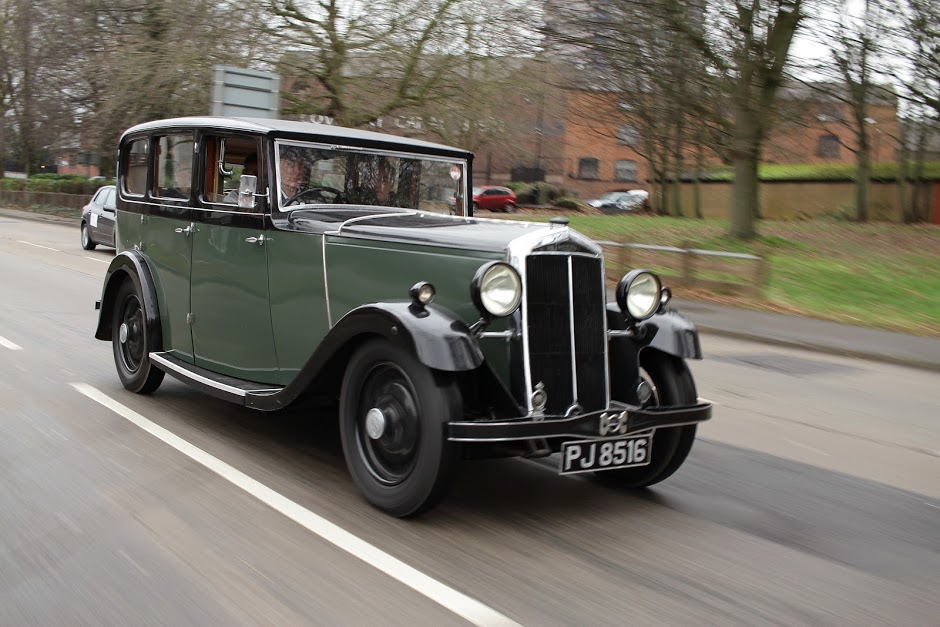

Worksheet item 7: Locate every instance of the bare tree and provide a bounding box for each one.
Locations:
[815,0,891,222]
[542,0,725,216]
[672,0,809,238]
[267,0,474,127]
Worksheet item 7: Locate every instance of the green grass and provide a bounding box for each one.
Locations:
[507,213,940,337]
[7,202,940,337]
[693,161,940,182]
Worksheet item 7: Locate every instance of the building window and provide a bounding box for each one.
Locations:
[614,160,638,182]
[616,124,640,147]
[816,103,845,123]
[578,157,600,180]
[817,134,841,159]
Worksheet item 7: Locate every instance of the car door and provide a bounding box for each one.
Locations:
[99,187,116,245]
[139,132,196,362]
[480,188,501,210]
[189,133,280,384]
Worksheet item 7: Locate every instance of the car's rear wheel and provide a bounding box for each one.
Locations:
[593,351,697,488]
[81,223,96,250]
[504,202,516,213]
[339,339,460,517]
[111,279,164,394]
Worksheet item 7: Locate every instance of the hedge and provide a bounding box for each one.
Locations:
[687,161,940,182]
[0,176,109,195]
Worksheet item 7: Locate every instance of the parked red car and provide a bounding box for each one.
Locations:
[472,186,517,213]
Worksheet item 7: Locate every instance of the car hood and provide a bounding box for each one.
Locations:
[289,209,573,253]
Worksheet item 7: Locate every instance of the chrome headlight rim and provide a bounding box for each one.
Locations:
[616,269,663,322]
[471,261,522,319]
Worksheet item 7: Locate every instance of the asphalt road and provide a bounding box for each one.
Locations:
[1,216,938,625]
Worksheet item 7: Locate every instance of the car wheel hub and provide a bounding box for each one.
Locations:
[119,322,129,344]
[365,407,386,439]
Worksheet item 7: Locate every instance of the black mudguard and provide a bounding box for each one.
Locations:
[247,302,483,411]
[606,304,702,404]
[94,251,163,353]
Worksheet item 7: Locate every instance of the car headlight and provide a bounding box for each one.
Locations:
[472,262,522,318]
[616,269,663,321]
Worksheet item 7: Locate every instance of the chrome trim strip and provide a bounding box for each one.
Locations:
[322,235,333,328]
[478,330,518,341]
[506,225,605,414]
[600,256,611,406]
[336,211,418,233]
[567,257,578,403]
[447,420,702,443]
[149,353,246,397]
[608,329,635,338]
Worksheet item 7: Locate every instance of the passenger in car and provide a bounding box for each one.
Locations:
[223,154,258,205]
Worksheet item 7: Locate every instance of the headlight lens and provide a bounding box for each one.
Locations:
[616,269,663,320]
[472,262,522,318]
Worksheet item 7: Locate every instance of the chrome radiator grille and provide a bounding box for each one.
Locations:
[523,254,608,415]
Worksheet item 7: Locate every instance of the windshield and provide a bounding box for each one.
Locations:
[275,142,466,214]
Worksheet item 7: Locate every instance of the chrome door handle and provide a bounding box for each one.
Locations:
[245,234,265,245]
[174,224,193,236]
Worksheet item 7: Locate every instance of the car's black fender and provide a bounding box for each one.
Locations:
[247,302,484,411]
[606,304,702,404]
[94,251,163,355]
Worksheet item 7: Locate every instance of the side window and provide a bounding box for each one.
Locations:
[124,139,149,196]
[153,134,194,200]
[578,157,600,180]
[104,188,116,209]
[617,124,639,147]
[614,160,638,182]
[202,135,263,210]
[817,134,840,159]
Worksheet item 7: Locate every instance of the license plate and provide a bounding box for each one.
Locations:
[559,435,652,475]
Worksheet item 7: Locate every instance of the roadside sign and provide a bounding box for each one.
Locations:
[211,66,280,119]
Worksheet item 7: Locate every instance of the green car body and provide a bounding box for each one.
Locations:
[96,117,712,517]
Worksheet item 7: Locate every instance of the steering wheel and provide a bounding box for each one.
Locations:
[283,186,345,206]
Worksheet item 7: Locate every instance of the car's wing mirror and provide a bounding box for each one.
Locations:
[238,175,258,210]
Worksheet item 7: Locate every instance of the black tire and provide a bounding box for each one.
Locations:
[593,351,697,488]
[472,202,479,212]
[504,203,516,213]
[81,223,97,250]
[339,339,461,517]
[111,279,164,394]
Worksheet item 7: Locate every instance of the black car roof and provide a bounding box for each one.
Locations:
[120,116,472,159]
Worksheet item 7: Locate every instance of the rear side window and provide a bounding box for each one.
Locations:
[154,134,194,200]
[124,139,149,196]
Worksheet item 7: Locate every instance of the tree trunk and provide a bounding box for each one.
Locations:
[694,140,704,219]
[897,127,914,223]
[730,106,760,239]
[856,141,870,223]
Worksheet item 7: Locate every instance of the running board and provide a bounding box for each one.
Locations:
[149,352,283,406]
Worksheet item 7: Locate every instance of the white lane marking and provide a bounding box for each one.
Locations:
[70,383,520,627]
[0,335,23,350]
[783,438,831,456]
[85,256,110,264]
[925,502,940,511]
[17,240,60,252]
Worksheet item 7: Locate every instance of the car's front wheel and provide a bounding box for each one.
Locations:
[339,339,460,517]
[593,352,697,488]
[81,223,96,250]
[111,279,164,394]
[503,202,517,213]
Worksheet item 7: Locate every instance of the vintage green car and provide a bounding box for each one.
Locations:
[95,117,712,516]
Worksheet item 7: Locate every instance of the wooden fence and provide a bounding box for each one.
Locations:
[597,240,767,297]
[0,190,86,210]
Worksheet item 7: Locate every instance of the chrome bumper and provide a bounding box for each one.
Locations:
[447,400,712,443]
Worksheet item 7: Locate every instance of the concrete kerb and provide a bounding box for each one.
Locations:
[693,323,940,374]
[0,206,79,225]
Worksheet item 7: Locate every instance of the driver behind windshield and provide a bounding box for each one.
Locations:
[279,147,308,205]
